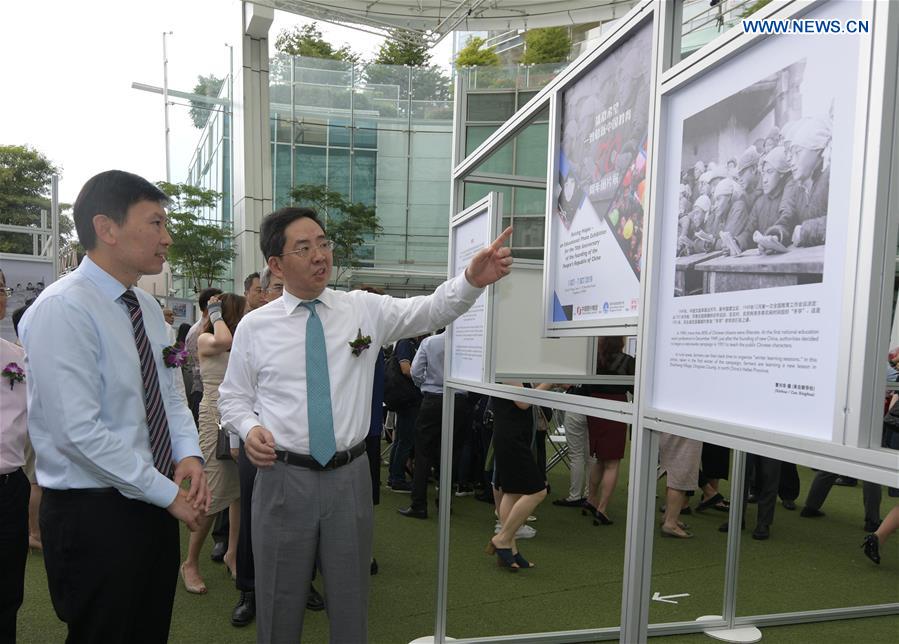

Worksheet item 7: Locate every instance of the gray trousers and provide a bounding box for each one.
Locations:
[252,455,373,644]
[804,470,881,524]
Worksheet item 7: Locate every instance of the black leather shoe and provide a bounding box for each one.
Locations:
[782,499,797,511]
[306,585,325,611]
[210,540,227,563]
[397,506,428,519]
[800,507,825,518]
[861,534,881,564]
[751,525,770,540]
[370,558,378,575]
[231,591,255,627]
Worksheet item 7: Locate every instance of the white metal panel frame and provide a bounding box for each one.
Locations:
[639,0,899,486]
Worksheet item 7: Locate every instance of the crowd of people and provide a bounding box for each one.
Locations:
[676,116,831,261]
[0,168,894,644]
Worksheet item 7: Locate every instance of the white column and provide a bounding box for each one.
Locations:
[232,1,273,284]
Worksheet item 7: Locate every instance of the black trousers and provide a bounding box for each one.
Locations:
[778,462,800,502]
[0,469,29,644]
[40,488,179,644]
[410,393,472,512]
[804,470,881,524]
[236,442,257,593]
[744,455,781,529]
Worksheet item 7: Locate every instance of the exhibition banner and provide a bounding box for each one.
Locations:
[547,20,653,329]
[449,196,495,383]
[650,0,862,441]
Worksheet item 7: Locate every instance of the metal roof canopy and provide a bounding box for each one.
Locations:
[255,0,637,47]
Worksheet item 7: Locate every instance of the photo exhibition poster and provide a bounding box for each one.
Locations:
[651,0,862,442]
[549,20,652,325]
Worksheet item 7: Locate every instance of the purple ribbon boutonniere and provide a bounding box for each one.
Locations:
[348,329,372,357]
[2,362,25,390]
[162,343,188,368]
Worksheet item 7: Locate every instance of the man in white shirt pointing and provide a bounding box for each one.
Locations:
[218,207,512,643]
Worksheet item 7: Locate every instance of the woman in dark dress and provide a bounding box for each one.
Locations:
[584,337,635,525]
[488,383,552,570]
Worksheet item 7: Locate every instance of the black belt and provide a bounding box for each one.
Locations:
[43,487,119,497]
[0,468,24,485]
[274,441,366,470]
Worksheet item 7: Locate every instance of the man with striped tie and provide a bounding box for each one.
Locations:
[218,207,513,643]
[20,170,210,643]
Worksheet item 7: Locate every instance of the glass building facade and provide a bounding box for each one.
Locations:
[456,63,567,261]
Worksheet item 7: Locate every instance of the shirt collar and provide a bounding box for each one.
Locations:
[280,286,335,315]
[78,255,130,302]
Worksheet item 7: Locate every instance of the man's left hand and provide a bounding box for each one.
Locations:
[465,226,514,288]
[174,456,211,514]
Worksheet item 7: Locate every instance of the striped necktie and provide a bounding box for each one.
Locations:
[300,300,336,466]
[121,289,174,477]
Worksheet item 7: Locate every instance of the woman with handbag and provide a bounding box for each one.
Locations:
[180,293,246,594]
[487,382,552,570]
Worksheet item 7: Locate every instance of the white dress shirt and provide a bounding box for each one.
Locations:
[0,339,28,474]
[218,273,482,454]
[20,256,203,508]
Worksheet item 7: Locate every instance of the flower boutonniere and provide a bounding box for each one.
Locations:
[348,329,372,357]
[162,343,188,368]
[2,362,25,390]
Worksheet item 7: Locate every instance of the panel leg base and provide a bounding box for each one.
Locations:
[696,615,762,643]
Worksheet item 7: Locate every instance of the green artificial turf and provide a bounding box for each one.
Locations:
[16,450,899,643]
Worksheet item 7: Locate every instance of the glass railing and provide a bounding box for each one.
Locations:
[459,62,567,91]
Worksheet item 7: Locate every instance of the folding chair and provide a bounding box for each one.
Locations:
[545,410,571,472]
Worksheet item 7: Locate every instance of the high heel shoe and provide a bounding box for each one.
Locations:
[513,552,535,569]
[180,563,208,594]
[495,547,519,571]
[592,510,613,526]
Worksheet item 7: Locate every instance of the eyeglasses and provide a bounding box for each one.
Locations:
[0,287,11,297]
[280,239,335,259]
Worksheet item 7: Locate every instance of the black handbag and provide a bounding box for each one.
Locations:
[215,425,232,461]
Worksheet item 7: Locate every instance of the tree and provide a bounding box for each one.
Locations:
[365,29,451,104]
[0,145,74,255]
[156,182,234,293]
[275,23,358,62]
[520,27,571,65]
[454,36,501,68]
[289,184,381,286]
[189,74,225,129]
[373,29,431,66]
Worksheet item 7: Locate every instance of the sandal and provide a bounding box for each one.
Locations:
[495,547,520,570]
[696,493,728,513]
[513,552,535,568]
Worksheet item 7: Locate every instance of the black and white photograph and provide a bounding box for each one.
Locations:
[673,58,832,297]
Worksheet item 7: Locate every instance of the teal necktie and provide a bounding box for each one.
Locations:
[301,301,336,466]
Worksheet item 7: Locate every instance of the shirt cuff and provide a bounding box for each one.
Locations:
[171,437,204,467]
[458,271,484,302]
[145,475,180,509]
[237,417,263,443]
